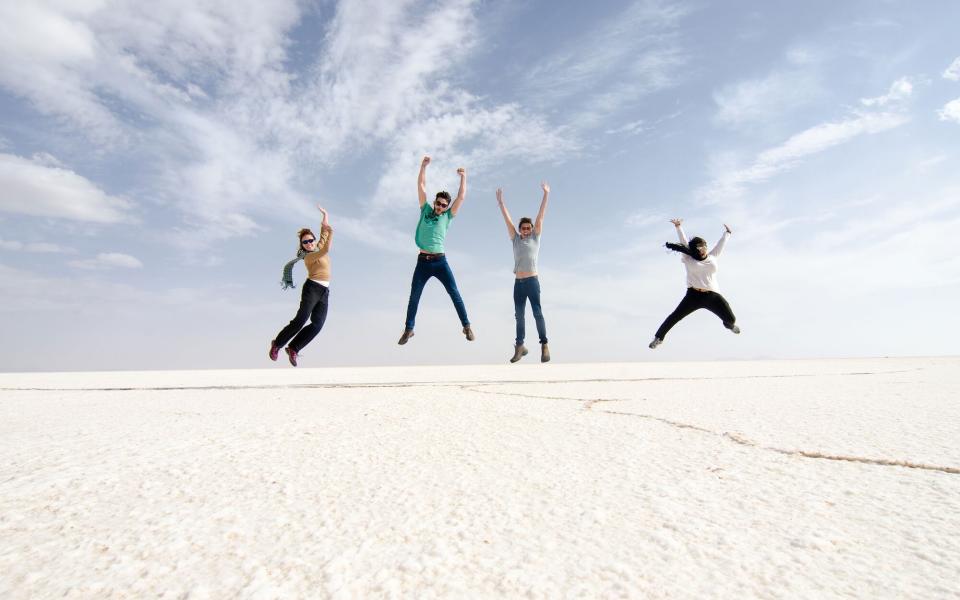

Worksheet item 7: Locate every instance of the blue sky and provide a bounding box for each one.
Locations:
[1,0,959,371]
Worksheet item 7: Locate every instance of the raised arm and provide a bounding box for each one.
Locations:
[534,181,549,235]
[496,188,517,240]
[709,223,732,257]
[316,205,333,255]
[417,155,430,208]
[671,218,688,244]
[449,167,467,216]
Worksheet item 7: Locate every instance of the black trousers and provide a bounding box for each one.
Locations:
[655,288,736,340]
[274,280,329,352]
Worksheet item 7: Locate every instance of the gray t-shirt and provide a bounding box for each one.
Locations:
[512,232,540,274]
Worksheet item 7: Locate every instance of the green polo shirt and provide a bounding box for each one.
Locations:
[414,203,454,253]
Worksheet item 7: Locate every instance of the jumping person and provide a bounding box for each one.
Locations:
[496,183,550,363]
[649,218,740,349]
[270,205,333,366]
[398,155,473,345]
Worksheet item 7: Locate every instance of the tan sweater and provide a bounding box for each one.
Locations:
[304,227,333,281]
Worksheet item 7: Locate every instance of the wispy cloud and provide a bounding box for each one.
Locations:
[713,69,824,126]
[943,56,960,81]
[700,79,913,203]
[860,77,912,107]
[523,0,689,130]
[0,236,70,253]
[0,153,132,222]
[938,98,960,125]
[68,252,144,270]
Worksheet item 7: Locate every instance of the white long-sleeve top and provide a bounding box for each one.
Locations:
[676,226,729,292]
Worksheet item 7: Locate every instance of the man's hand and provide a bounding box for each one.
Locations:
[457,167,466,177]
[541,181,550,194]
[670,218,683,227]
[496,187,503,204]
[723,223,732,234]
[421,155,431,168]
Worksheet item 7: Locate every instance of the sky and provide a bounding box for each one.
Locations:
[1,0,959,372]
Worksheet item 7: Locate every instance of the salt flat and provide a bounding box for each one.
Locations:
[1,357,958,599]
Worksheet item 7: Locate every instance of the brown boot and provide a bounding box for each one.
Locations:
[510,344,528,363]
[398,328,415,345]
[540,343,551,363]
[463,326,475,341]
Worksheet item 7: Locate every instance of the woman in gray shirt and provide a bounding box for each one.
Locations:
[496,182,550,363]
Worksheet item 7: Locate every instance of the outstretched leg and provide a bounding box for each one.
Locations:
[404,258,432,330]
[274,282,321,348]
[654,289,703,340]
[435,258,470,327]
[703,291,737,330]
[528,277,548,344]
[289,286,330,351]
[513,279,528,346]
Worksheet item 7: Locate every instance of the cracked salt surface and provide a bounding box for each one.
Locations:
[1,357,958,598]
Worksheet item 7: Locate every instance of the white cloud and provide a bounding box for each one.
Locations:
[700,111,908,203]
[606,119,647,136]
[0,237,69,253]
[938,98,960,124]
[943,56,960,81]
[714,70,824,126]
[69,252,143,270]
[0,153,132,222]
[860,77,912,107]
[523,0,689,129]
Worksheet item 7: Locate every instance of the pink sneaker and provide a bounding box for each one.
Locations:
[269,341,280,361]
[284,346,298,367]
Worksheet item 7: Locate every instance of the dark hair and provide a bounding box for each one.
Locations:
[435,191,452,203]
[518,217,533,229]
[665,236,707,260]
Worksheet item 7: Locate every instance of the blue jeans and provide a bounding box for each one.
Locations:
[514,276,547,345]
[405,255,470,330]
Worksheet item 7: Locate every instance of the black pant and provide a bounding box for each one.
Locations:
[274,280,329,352]
[655,288,736,340]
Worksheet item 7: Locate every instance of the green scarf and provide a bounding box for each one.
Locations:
[281,249,307,290]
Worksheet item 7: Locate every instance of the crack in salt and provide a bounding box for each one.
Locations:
[461,385,959,476]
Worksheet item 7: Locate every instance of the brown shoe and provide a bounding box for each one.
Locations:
[510,344,528,363]
[463,326,475,341]
[398,328,415,345]
[540,343,551,363]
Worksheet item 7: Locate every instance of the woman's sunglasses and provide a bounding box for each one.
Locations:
[301,238,316,245]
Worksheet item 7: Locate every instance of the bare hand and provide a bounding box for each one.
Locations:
[421,155,431,167]
[318,205,329,224]
[724,223,732,234]
[670,218,683,227]
[457,167,466,177]
[496,187,503,203]
[541,181,550,194]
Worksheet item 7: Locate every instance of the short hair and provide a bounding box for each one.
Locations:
[518,217,533,229]
[297,228,315,253]
[435,191,452,203]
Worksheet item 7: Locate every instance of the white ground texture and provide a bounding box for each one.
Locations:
[1,357,958,599]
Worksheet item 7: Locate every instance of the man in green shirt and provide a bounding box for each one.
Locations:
[398,155,474,345]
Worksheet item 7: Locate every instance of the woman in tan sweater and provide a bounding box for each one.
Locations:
[270,206,333,367]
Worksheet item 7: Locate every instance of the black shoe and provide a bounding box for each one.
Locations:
[398,329,415,345]
[510,344,528,363]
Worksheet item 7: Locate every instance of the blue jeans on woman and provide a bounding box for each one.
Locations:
[405,255,470,330]
[514,275,547,346]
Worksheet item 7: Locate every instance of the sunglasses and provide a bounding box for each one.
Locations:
[301,238,316,245]
[434,200,449,208]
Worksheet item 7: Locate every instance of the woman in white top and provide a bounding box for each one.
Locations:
[649,218,740,349]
